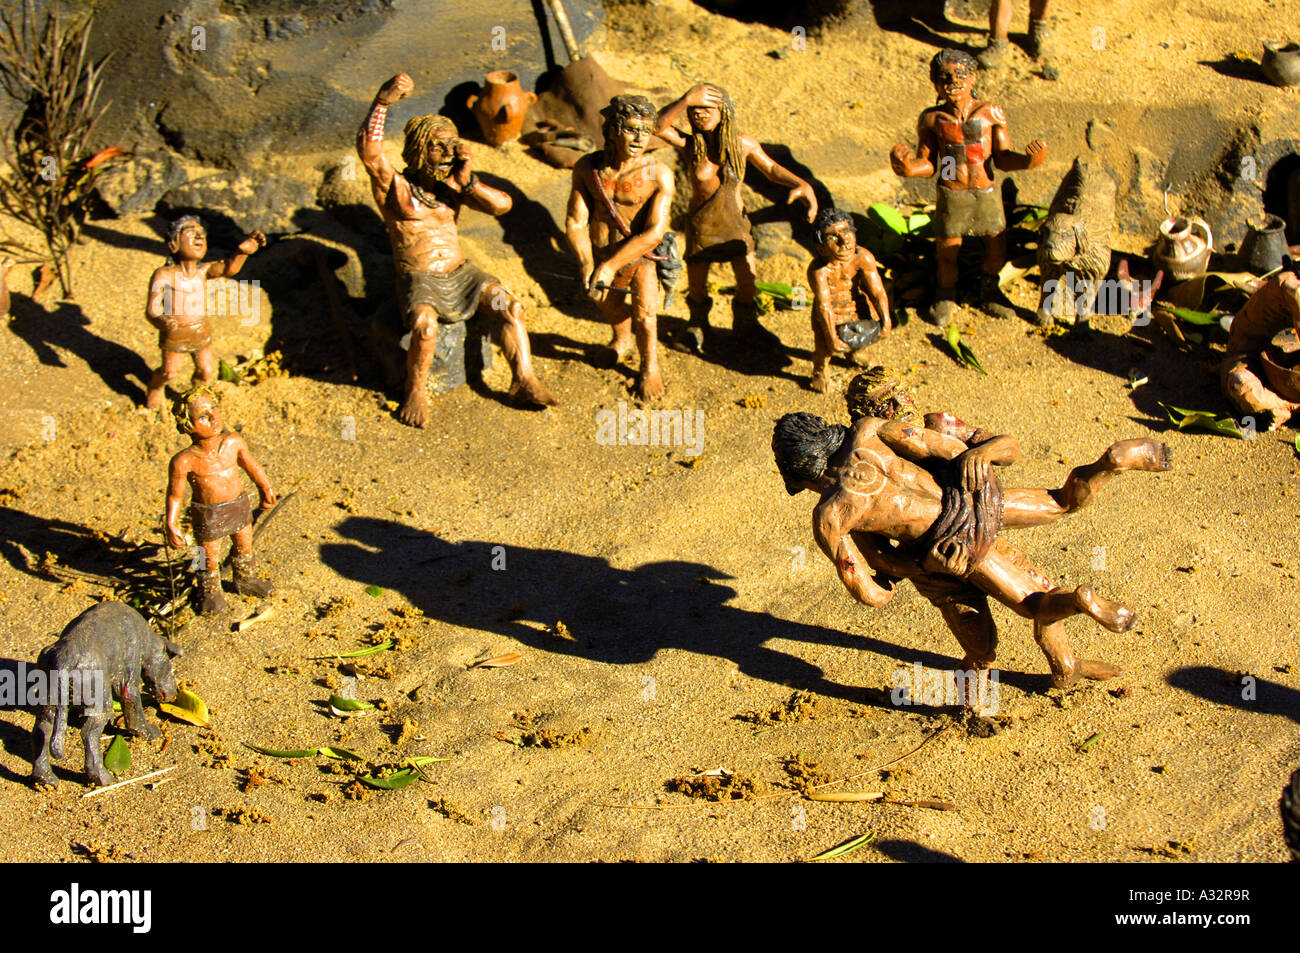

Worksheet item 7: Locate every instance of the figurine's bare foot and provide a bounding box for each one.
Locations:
[145,388,164,410]
[597,334,634,368]
[1075,585,1136,633]
[397,392,430,428]
[637,368,665,401]
[1077,658,1122,680]
[849,347,873,367]
[509,376,559,407]
[809,371,830,393]
[1104,438,1172,472]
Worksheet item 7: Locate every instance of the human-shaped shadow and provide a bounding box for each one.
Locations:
[6,292,152,405]
[1167,665,1300,725]
[319,515,1042,706]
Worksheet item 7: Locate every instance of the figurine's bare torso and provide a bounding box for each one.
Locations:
[375,172,466,275]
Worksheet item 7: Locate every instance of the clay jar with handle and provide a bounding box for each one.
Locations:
[467,70,536,147]
[1153,215,1213,282]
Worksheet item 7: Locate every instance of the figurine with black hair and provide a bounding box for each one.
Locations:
[1220,261,1300,431]
[565,94,675,399]
[144,216,265,409]
[357,72,558,426]
[655,83,817,352]
[772,368,1172,689]
[165,386,277,615]
[890,49,1046,326]
[807,208,891,392]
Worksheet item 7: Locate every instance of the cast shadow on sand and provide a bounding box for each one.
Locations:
[1167,665,1300,725]
[320,515,1047,706]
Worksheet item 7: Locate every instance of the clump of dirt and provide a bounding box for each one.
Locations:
[429,798,474,825]
[735,690,820,726]
[239,766,276,792]
[508,710,592,748]
[780,754,833,794]
[667,768,765,801]
[71,841,125,862]
[316,596,354,619]
[226,807,273,824]
[342,780,374,801]
[194,729,230,769]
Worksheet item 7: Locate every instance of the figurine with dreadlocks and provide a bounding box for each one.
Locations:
[357,73,558,426]
[772,367,1173,689]
[565,94,675,400]
[655,83,817,352]
[165,386,278,615]
[143,216,265,410]
[890,50,1046,326]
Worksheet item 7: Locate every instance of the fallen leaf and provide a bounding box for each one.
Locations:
[103,735,131,776]
[329,695,375,717]
[468,652,522,670]
[159,687,211,727]
[810,830,876,861]
[804,791,885,802]
[237,607,277,632]
[308,640,394,660]
[363,585,383,598]
[1159,403,1246,439]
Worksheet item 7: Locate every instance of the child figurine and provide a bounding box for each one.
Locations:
[654,83,817,352]
[890,50,1046,326]
[807,208,891,392]
[144,216,266,409]
[165,386,277,615]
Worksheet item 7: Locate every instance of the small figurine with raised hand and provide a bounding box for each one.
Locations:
[807,208,891,392]
[890,50,1046,326]
[144,216,265,409]
[1220,263,1300,431]
[565,94,675,400]
[357,72,558,426]
[165,386,277,615]
[655,83,817,352]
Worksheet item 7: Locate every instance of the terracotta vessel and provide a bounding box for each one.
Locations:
[1261,40,1300,88]
[1153,215,1213,281]
[1239,214,1288,274]
[467,70,536,146]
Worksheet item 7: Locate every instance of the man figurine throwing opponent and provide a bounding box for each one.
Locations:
[357,73,557,426]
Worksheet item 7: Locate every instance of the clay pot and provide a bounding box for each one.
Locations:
[1261,40,1300,88]
[467,70,536,147]
[1239,214,1288,274]
[1153,215,1213,282]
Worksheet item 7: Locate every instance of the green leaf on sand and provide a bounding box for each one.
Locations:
[159,687,210,726]
[328,695,374,715]
[1159,403,1245,439]
[243,743,363,761]
[867,203,908,235]
[358,756,450,790]
[1294,433,1299,457]
[308,640,395,660]
[218,360,242,383]
[103,734,131,776]
[363,585,383,598]
[1166,306,1220,326]
[944,323,988,374]
[810,830,876,861]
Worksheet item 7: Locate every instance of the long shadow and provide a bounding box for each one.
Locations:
[874,838,966,862]
[318,516,993,708]
[1167,666,1300,725]
[1199,58,1276,87]
[6,293,152,404]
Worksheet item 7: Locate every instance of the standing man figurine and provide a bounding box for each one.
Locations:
[144,216,265,410]
[890,50,1046,326]
[565,95,674,400]
[165,386,277,615]
[977,0,1055,72]
[655,83,817,352]
[357,72,558,427]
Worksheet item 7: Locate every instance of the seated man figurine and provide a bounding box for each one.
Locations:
[165,386,278,615]
[1220,263,1300,432]
[773,367,1173,689]
[807,208,891,393]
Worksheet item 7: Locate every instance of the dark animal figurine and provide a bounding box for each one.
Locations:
[31,602,181,788]
[1036,156,1116,326]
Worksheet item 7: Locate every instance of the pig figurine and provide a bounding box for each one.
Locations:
[31,602,181,788]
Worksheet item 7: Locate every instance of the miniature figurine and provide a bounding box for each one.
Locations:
[1220,263,1300,431]
[357,73,558,426]
[1036,157,1116,326]
[31,602,180,788]
[890,50,1047,326]
[655,83,817,352]
[772,367,1173,689]
[144,216,266,410]
[165,386,277,615]
[565,94,675,400]
[976,0,1054,70]
[807,208,891,392]
[0,256,12,317]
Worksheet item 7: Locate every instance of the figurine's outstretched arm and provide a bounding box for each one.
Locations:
[357,73,411,200]
[654,84,721,149]
[991,121,1046,172]
[234,435,278,509]
[744,135,816,223]
[208,231,266,279]
[815,506,896,607]
[164,455,189,549]
[878,420,970,463]
[564,162,597,287]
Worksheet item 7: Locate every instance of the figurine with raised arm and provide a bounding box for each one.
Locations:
[357,72,557,426]
[772,368,1173,689]
[144,217,265,409]
[565,95,674,400]
[1220,263,1300,431]
[165,386,277,615]
[655,83,817,352]
[890,50,1046,326]
[807,208,891,392]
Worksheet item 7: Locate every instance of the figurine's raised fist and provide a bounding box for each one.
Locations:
[379,73,414,105]
[1024,139,1047,168]
[889,143,913,175]
[238,231,267,255]
[452,141,474,187]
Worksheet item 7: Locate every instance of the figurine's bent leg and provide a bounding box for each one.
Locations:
[931,238,962,326]
[731,252,759,305]
[936,594,999,672]
[399,306,438,428]
[673,262,713,353]
[121,687,159,741]
[479,283,558,407]
[1001,438,1173,527]
[979,233,1016,319]
[80,712,114,787]
[146,350,187,409]
[197,538,226,615]
[810,317,833,393]
[1221,354,1299,431]
[193,345,217,385]
[630,261,665,400]
[31,707,57,786]
[230,524,274,598]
